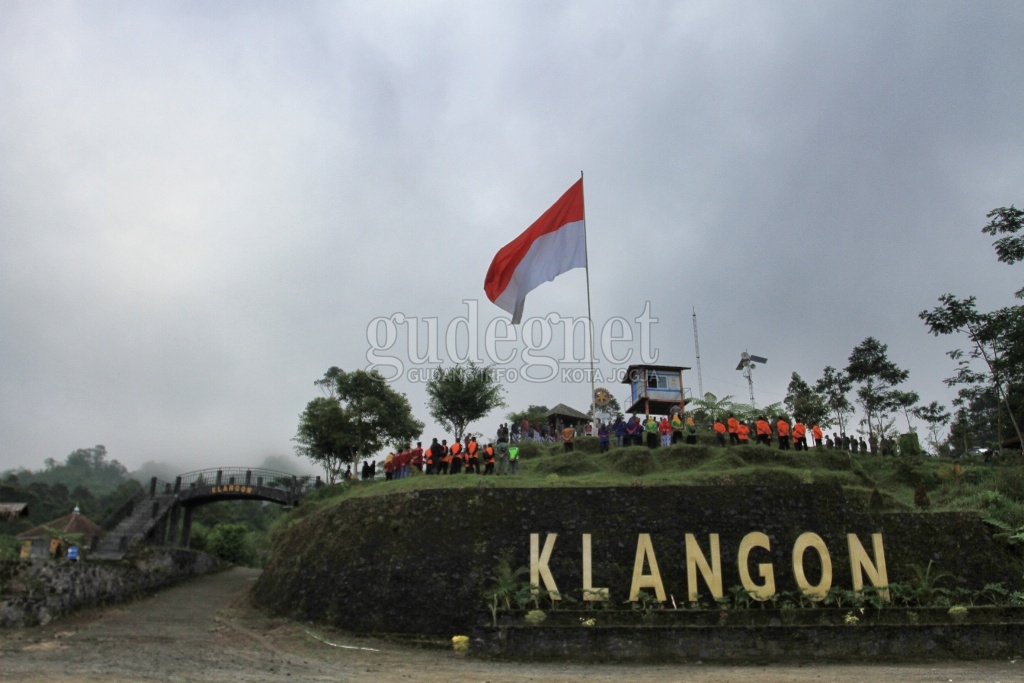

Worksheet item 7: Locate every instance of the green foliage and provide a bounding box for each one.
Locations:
[920,208,1024,453]
[0,535,22,560]
[608,448,657,476]
[506,405,549,427]
[897,432,923,457]
[2,445,129,496]
[296,367,424,483]
[533,452,599,477]
[815,366,854,435]
[426,363,507,441]
[205,523,256,566]
[846,337,910,440]
[982,205,1024,269]
[785,372,829,427]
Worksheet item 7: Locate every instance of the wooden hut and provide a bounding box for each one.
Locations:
[621,363,690,417]
[16,505,105,559]
[546,403,590,428]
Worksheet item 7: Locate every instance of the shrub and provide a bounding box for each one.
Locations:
[533,453,599,477]
[514,441,545,460]
[914,483,931,509]
[609,449,657,476]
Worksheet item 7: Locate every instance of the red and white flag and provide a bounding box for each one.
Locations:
[484,179,586,324]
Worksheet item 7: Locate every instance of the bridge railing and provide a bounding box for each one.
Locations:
[173,467,317,496]
[100,476,173,531]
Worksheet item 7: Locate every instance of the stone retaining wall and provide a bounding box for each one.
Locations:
[254,484,1024,637]
[0,548,225,628]
[473,622,1024,662]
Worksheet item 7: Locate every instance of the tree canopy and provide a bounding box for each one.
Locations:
[294,367,423,483]
[425,363,506,441]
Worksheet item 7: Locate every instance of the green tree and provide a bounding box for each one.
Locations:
[920,294,1024,454]
[688,392,734,423]
[981,205,1024,295]
[295,367,423,483]
[205,523,255,565]
[815,366,854,434]
[913,400,951,455]
[425,363,506,442]
[784,372,829,427]
[507,404,550,427]
[892,390,921,431]
[845,337,910,441]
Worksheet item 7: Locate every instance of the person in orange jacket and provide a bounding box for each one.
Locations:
[449,439,463,474]
[439,440,450,475]
[776,417,791,450]
[737,421,751,444]
[466,437,479,474]
[483,444,496,475]
[727,414,740,446]
[755,416,772,446]
[713,419,727,447]
[792,421,807,451]
[812,424,824,449]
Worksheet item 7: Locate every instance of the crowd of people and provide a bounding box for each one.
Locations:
[360,424,523,481]
[348,412,896,482]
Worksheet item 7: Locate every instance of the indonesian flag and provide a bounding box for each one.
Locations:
[484,179,586,324]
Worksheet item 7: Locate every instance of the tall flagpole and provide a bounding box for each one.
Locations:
[580,171,597,428]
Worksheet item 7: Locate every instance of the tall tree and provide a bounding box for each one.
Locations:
[913,400,951,455]
[815,366,854,434]
[981,205,1024,296]
[892,390,921,431]
[295,367,423,483]
[507,405,550,427]
[845,337,909,440]
[919,206,1024,454]
[425,363,506,441]
[784,372,829,427]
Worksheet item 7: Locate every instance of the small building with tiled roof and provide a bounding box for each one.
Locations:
[546,403,590,426]
[17,506,105,559]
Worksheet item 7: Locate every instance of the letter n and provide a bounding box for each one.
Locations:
[848,533,889,602]
[629,533,666,602]
[530,533,561,600]
[685,533,723,602]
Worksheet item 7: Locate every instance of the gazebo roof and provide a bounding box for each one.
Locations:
[0,502,29,521]
[16,507,105,541]
[546,403,590,421]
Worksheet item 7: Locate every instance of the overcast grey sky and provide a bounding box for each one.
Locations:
[2,1,1022,475]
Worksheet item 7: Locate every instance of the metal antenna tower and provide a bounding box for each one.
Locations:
[736,351,768,407]
[691,308,704,399]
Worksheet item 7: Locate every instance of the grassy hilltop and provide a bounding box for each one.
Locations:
[280,439,1024,536]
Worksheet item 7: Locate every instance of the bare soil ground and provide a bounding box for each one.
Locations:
[1,567,1020,683]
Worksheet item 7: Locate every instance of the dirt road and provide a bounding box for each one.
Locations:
[1,567,1020,682]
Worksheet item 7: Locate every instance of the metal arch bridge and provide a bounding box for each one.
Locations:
[92,468,321,559]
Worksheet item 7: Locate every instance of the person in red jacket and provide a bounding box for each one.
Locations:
[411,442,424,472]
[658,416,672,447]
[776,417,791,450]
[812,424,824,449]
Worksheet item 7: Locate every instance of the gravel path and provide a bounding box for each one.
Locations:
[1,567,1020,682]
